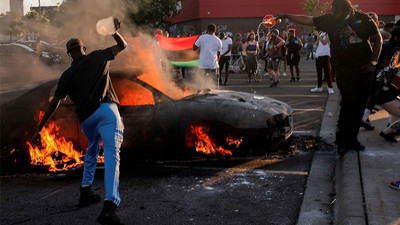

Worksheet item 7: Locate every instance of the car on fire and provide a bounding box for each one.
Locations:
[1,68,293,156]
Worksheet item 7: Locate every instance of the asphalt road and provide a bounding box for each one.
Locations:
[1,56,334,225]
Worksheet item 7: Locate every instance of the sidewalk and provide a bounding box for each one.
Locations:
[297,83,400,225]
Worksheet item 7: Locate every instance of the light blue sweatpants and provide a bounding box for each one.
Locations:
[81,103,124,206]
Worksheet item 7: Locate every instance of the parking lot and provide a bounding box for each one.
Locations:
[0,56,335,225]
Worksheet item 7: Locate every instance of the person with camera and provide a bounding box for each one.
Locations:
[265,29,284,87]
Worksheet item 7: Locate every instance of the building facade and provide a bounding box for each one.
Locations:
[168,0,400,36]
[10,0,24,16]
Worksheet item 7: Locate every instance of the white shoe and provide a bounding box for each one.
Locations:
[328,88,334,94]
[264,72,269,77]
[282,72,287,77]
[310,87,323,93]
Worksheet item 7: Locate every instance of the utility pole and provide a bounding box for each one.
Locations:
[38,0,41,15]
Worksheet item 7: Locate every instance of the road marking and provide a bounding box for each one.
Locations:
[293,130,315,135]
[293,108,325,112]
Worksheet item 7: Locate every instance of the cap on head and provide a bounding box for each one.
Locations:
[66,38,84,53]
[271,29,279,35]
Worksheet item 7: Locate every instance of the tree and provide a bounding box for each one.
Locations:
[24,10,51,39]
[299,0,329,32]
[1,11,27,40]
[126,0,182,30]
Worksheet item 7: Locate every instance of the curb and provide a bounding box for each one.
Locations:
[297,83,339,225]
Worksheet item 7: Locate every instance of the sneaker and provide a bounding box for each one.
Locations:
[337,143,348,156]
[79,186,101,207]
[290,77,296,82]
[264,72,269,77]
[328,88,334,94]
[380,131,397,142]
[97,201,125,225]
[347,141,365,151]
[269,81,278,87]
[296,77,301,82]
[281,72,287,77]
[310,87,323,93]
[389,180,400,191]
[360,119,375,130]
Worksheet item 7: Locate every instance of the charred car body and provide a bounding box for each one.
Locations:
[1,69,293,155]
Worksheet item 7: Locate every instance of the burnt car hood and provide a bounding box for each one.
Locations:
[176,90,293,130]
[182,90,292,114]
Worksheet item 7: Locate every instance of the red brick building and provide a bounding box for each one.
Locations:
[168,0,400,36]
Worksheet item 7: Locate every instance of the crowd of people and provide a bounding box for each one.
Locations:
[191,0,399,189]
[190,7,399,148]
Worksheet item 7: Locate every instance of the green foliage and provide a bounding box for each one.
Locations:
[300,0,329,16]
[0,11,26,39]
[126,0,182,29]
[299,0,330,32]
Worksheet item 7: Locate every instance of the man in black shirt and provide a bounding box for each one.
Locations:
[31,19,127,225]
[276,0,382,155]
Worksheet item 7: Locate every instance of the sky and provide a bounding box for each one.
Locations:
[0,0,62,15]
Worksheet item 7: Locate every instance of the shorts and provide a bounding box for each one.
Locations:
[376,85,400,105]
[198,68,219,76]
[219,56,230,72]
[267,58,280,71]
[287,53,300,65]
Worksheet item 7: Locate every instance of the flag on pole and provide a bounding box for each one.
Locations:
[156,35,200,67]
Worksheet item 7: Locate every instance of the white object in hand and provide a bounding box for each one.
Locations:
[96,16,116,36]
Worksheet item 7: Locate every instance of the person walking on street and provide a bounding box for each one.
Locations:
[276,0,383,155]
[243,32,259,83]
[285,29,303,82]
[305,33,315,60]
[193,24,222,85]
[265,29,285,87]
[31,18,127,225]
[232,33,244,72]
[218,32,233,85]
[311,30,334,94]
[279,30,288,77]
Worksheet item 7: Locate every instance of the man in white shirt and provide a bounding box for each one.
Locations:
[193,24,222,84]
[218,32,233,85]
[310,30,334,94]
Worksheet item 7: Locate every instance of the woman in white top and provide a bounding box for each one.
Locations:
[311,30,334,94]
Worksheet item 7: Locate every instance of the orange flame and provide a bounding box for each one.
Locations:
[114,37,195,106]
[186,124,243,156]
[226,136,244,149]
[27,122,84,172]
[26,111,104,172]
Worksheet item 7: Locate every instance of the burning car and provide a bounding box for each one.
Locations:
[1,68,292,158]
[1,36,293,172]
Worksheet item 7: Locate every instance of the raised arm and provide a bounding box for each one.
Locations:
[275,14,315,26]
[111,32,127,56]
[111,19,127,56]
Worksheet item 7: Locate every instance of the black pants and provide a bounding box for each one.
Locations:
[315,56,333,88]
[335,65,373,145]
[246,54,257,79]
